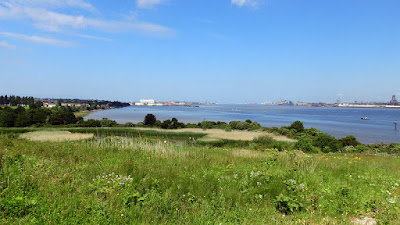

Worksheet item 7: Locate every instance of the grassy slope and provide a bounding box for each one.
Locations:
[74,111,91,118]
[0,134,399,224]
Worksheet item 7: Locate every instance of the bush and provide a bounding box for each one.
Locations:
[100,118,118,127]
[224,125,232,132]
[253,135,292,151]
[294,135,318,153]
[80,119,101,127]
[249,122,261,130]
[200,121,216,129]
[312,133,341,153]
[339,135,360,147]
[289,121,304,133]
[125,122,135,127]
[229,121,250,130]
[304,128,322,137]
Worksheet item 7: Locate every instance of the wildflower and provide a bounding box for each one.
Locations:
[164,140,167,143]
[299,183,306,189]
[233,174,238,179]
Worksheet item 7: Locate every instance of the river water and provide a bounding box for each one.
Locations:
[85,105,400,144]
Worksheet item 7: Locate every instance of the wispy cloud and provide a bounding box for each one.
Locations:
[0,0,174,37]
[207,33,227,40]
[73,33,112,42]
[3,0,97,12]
[231,0,260,8]
[0,40,16,49]
[0,31,73,46]
[136,0,164,9]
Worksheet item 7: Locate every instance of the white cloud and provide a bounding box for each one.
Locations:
[136,0,164,9]
[0,31,73,46]
[0,40,16,49]
[231,0,259,8]
[0,0,174,36]
[2,0,96,12]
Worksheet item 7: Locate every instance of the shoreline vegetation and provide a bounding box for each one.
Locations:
[1,104,400,223]
[1,123,399,223]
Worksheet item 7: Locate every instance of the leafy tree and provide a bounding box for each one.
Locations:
[15,106,26,114]
[305,128,322,136]
[339,135,360,147]
[0,107,17,127]
[295,135,318,153]
[144,114,156,125]
[15,112,31,127]
[48,110,77,125]
[30,101,43,109]
[29,108,50,125]
[100,118,117,127]
[312,133,341,153]
[290,121,304,133]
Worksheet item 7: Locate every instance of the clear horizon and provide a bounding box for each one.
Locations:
[1,0,400,103]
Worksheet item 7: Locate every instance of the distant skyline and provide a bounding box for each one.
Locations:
[1,0,400,103]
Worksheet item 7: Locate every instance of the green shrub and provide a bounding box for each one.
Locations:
[229,121,250,130]
[339,135,360,147]
[101,118,118,127]
[312,133,341,153]
[125,122,135,127]
[289,121,304,133]
[295,135,315,153]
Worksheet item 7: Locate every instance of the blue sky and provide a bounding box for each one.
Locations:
[1,0,399,103]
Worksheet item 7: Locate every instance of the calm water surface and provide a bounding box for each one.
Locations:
[85,105,400,144]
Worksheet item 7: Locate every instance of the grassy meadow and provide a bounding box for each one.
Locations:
[0,129,399,224]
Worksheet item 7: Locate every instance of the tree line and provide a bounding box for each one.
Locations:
[0,95,35,106]
[0,106,80,127]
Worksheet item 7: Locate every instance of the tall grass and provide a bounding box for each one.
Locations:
[0,134,399,224]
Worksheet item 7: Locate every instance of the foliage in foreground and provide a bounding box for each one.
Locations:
[0,134,399,224]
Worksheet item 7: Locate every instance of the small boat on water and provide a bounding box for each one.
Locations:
[361,117,370,120]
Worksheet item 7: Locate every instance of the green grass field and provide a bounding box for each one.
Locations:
[73,111,91,118]
[0,131,399,224]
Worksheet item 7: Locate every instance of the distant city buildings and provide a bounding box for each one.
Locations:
[131,99,207,107]
[257,94,400,108]
[390,95,398,105]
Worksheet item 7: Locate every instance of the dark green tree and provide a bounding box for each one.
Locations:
[81,119,101,127]
[290,121,304,133]
[15,112,32,127]
[0,107,17,127]
[144,114,156,125]
[48,110,77,125]
[339,135,360,147]
[312,133,341,153]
